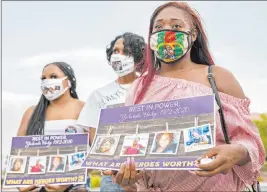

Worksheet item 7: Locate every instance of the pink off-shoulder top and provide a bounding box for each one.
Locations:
[125,74,265,192]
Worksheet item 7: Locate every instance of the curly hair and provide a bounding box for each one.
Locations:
[156,133,174,144]
[106,32,146,73]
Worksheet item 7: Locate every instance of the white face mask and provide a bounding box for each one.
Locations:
[41,76,71,101]
[110,54,135,77]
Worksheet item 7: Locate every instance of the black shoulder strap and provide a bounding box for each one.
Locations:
[207,65,231,144]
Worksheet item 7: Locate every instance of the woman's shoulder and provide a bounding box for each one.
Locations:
[21,105,36,122]
[211,65,246,99]
[75,99,85,107]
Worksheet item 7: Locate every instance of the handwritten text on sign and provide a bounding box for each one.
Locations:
[99,95,215,125]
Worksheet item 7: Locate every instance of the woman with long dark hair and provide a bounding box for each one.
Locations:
[114,2,265,191]
[17,62,86,192]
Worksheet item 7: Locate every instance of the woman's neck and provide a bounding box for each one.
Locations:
[117,72,138,85]
[159,55,194,76]
[50,92,73,106]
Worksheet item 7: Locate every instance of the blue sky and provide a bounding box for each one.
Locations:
[2,1,267,165]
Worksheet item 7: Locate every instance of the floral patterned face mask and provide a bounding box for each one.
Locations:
[150,30,193,64]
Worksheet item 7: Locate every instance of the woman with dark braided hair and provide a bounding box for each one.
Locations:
[113,2,265,191]
[17,62,86,192]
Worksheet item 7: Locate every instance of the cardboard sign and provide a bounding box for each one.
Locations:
[4,134,88,188]
[82,95,216,170]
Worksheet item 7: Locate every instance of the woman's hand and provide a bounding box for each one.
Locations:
[18,185,40,192]
[194,144,249,177]
[44,184,71,192]
[114,157,143,187]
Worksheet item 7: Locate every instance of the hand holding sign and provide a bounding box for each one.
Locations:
[44,184,71,192]
[195,144,249,177]
[114,157,143,187]
[18,185,40,192]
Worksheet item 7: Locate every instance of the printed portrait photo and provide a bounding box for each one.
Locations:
[68,152,86,171]
[28,156,47,174]
[48,155,67,173]
[150,132,181,155]
[90,135,120,156]
[7,156,27,174]
[65,125,78,134]
[120,134,149,156]
[183,124,213,152]
[111,60,123,71]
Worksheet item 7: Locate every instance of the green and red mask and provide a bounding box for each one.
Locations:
[150,30,192,64]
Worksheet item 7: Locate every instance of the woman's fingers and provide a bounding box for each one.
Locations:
[115,163,126,184]
[121,158,131,187]
[18,185,39,192]
[198,155,226,171]
[115,157,141,186]
[129,157,136,185]
[135,170,143,181]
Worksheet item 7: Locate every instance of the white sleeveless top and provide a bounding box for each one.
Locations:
[44,119,85,135]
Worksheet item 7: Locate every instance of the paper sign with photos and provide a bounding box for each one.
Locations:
[82,95,216,170]
[3,134,88,188]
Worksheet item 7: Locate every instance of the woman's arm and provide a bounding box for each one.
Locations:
[17,106,35,136]
[196,66,265,184]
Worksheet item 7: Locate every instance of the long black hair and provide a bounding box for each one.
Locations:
[106,32,146,73]
[26,62,78,135]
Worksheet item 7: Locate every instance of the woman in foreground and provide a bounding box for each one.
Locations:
[114,2,265,191]
[17,62,86,192]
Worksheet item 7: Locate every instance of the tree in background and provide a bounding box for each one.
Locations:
[253,114,267,161]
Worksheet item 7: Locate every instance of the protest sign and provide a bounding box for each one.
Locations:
[82,95,216,170]
[3,134,88,188]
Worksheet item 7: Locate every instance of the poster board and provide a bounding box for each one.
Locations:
[3,133,88,188]
[82,95,216,170]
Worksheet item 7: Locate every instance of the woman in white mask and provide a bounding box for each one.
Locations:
[77,32,146,192]
[17,62,86,192]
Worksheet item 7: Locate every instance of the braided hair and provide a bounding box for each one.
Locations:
[26,62,78,135]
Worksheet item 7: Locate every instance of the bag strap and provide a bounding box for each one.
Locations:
[207,65,260,192]
[207,65,230,144]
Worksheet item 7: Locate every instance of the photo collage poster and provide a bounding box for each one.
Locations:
[82,95,216,170]
[4,133,88,188]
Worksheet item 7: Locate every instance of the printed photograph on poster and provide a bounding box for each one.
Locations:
[7,156,27,174]
[68,152,86,171]
[111,60,122,71]
[120,134,150,156]
[28,156,47,174]
[150,131,181,155]
[184,124,213,152]
[90,135,120,156]
[48,155,67,173]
